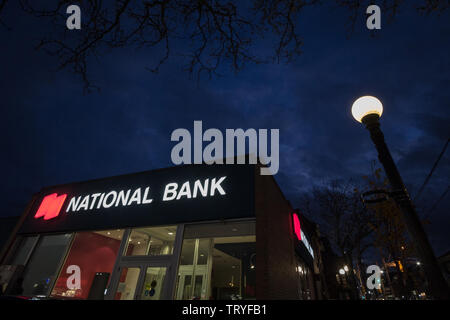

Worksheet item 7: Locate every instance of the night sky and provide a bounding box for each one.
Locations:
[1,3,449,255]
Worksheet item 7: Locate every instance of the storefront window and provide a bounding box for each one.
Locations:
[8,236,39,266]
[140,267,167,300]
[125,225,177,256]
[197,239,210,265]
[115,267,140,300]
[20,234,72,297]
[179,239,194,265]
[296,257,314,300]
[175,220,256,300]
[51,229,125,299]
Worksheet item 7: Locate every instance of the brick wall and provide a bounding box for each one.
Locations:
[255,168,299,299]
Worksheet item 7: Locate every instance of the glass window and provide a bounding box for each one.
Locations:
[179,239,195,265]
[51,229,125,299]
[20,234,72,297]
[193,275,203,298]
[175,238,211,300]
[296,256,313,300]
[175,220,256,300]
[8,236,39,266]
[178,274,192,300]
[140,267,167,300]
[125,225,176,256]
[114,267,140,300]
[197,240,210,265]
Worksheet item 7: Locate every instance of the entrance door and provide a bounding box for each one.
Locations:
[105,225,184,300]
[112,262,171,300]
[174,238,213,300]
[139,266,167,300]
[175,265,209,300]
[115,267,141,300]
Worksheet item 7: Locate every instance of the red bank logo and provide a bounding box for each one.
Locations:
[34,193,67,220]
[292,212,314,259]
[293,213,302,241]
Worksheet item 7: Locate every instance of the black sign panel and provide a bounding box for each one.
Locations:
[19,164,255,234]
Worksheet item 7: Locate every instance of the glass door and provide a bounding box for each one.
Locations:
[112,262,171,300]
[174,239,213,300]
[115,267,141,300]
[139,266,167,300]
[105,225,184,300]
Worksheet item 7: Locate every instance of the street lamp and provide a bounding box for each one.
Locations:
[351,96,383,123]
[343,265,349,272]
[339,268,346,275]
[351,96,450,299]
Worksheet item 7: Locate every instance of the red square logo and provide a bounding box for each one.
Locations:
[34,193,67,220]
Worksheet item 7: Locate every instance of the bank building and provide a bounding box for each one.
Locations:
[0,163,324,300]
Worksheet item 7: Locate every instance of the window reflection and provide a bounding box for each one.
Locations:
[115,267,140,300]
[140,267,167,300]
[51,229,124,299]
[175,221,256,300]
[20,234,72,297]
[296,257,313,300]
[8,236,39,266]
[125,225,176,256]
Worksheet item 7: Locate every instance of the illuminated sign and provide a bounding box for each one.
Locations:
[293,213,301,241]
[64,177,226,213]
[34,193,67,220]
[292,213,314,259]
[20,164,254,234]
[301,229,314,259]
[66,186,154,212]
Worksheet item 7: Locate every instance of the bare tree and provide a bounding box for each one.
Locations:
[300,179,374,298]
[363,166,417,298]
[0,0,447,91]
[303,180,372,258]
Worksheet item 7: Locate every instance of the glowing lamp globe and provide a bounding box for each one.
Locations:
[351,96,383,123]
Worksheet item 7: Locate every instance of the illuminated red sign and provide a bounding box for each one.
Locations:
[34,193,67,220]
[292,212,314,259]
[293,213,301,241]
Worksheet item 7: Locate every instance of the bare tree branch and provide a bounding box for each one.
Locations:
[0,0,446,90]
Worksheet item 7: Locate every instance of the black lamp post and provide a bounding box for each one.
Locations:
[351,96,450,299]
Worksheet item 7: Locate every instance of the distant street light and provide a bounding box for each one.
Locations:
[339,268,346,275]
[351,96,450,299]
[343,265,349,272]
